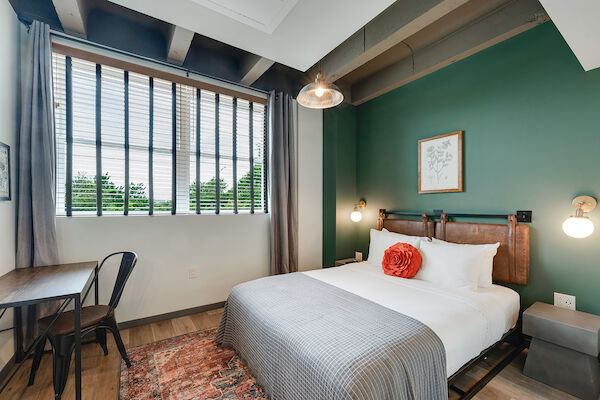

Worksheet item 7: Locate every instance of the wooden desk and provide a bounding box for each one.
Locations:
[0,261,97,400]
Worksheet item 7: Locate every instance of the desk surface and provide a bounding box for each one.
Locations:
[0,262,97,308]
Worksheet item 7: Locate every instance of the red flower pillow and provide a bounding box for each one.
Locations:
[382,243,422,278]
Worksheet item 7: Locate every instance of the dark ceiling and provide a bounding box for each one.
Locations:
[9,0,306,95]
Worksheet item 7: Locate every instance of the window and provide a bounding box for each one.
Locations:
[52,52,268,216]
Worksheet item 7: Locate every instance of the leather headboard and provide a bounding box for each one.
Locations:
[377,211,530,285]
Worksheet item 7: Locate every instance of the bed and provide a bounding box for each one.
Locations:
[217,211,530,400]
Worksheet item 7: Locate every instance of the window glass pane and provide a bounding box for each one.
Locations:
[199,90,216,212]
[72,143,97,213]
[189,90,198,212]
[175,84,196,214]
[152,78,172,213]
[219,95,234,212]
[53,53,67,216]
[236,99,251,212]
[128,72,150,213]
[253,103,266,212]
[71,58,97,214]
[101,65,125,213]
[52,52,267,216]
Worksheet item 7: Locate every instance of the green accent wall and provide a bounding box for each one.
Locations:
[323,22,600,314]
[323,102,358,267]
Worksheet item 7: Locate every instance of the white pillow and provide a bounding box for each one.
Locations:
[431,238,500,287]
[382,228,431,243]
[416,240,483,291]
[367,229,423,267]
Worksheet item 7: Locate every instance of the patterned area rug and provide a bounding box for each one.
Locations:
[119,328,267,399]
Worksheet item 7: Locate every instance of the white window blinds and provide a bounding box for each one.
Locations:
[52,52,268,216]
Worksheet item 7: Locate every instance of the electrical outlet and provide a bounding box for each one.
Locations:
[188,268,198,280]
[554,292,576,310]
[355,252,363,262]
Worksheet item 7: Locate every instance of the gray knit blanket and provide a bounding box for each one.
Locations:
[216,273,447,400]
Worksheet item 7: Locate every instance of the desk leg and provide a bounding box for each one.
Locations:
[74,295,82,400]
[14,307,23,363]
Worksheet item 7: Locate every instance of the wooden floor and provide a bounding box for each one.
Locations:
[0,308,576,400]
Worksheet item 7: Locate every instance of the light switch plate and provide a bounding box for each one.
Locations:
[188,268,198,279]
[554,292,576,310]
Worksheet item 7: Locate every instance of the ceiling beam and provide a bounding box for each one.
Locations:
[167,26,195,65]
[351,0,549,105]
[313,0,470,82]
[240,55,275,86]
[52,0,88,38]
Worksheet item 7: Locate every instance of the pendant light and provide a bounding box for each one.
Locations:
[297,72,344,109]
[350,200,367,223]
[562,195,596,238]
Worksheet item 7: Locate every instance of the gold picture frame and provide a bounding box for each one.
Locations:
[418,131,463,194]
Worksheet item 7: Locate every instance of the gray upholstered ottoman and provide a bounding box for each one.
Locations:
[523,302,600,400]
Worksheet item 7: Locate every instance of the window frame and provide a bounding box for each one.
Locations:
[52,44,269,217]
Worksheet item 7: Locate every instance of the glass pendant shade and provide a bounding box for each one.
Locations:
[562,195,597,238]
[562,216,594,238]
[297,73,344,109]
[350,208,362,222]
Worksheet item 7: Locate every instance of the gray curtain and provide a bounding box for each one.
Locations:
[16,20,59,342]
[269,91,298,274]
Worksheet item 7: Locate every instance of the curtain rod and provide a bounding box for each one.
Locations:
[48,28,270,97]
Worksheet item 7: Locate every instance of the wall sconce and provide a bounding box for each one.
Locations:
[562,195,596,238]
[351,200,367,222]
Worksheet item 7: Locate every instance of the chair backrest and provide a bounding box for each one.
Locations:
[98,251,138,314]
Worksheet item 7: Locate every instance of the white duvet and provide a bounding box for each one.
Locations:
[303,262,520,377]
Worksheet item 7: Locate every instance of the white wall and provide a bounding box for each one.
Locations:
[297,104,323,271]
[56,214,270,322]
[0,2,20,371]
[55,102,323,324]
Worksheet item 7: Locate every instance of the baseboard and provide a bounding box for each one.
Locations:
[117,301,225,330]
[0,354,15,386]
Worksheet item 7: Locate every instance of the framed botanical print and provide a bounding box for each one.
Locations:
[0,141,10,201]
[418,131,463,194]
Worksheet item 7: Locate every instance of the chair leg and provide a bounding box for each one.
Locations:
[106,318,131,368]
[52,337,74,400]
[96,328,108,356]
[28,336,47,386]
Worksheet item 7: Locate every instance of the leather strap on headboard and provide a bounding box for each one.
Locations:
[508,215,517,285]
[377,210,385,231]
[420,213,430,237]
[439,213,448,239]
[436,213,529,285]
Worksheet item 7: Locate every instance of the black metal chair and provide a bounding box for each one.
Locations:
[28,251,138,399]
